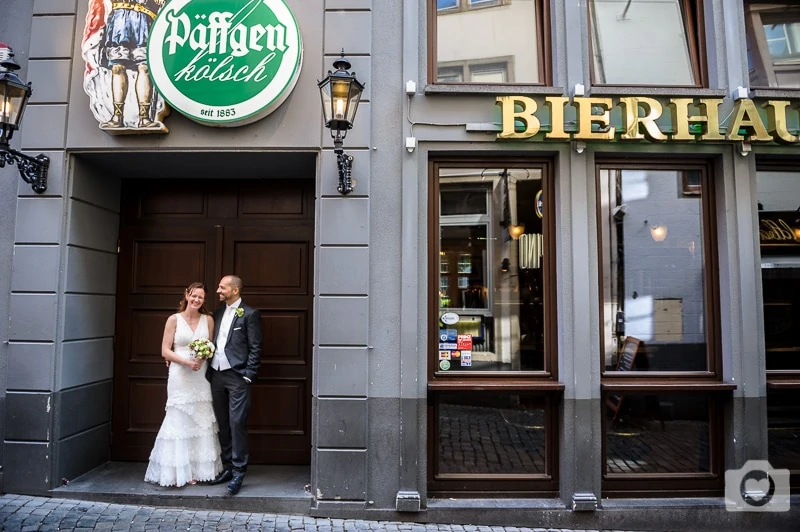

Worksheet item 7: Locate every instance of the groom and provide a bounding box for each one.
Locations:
[208,275,263,495]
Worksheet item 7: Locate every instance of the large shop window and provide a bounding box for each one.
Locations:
[430,0,550,85]
[745,1,800,89]
[755,163,800,492]
[428,160,561,496]
[598,161,730,496]
[588,0,706,87]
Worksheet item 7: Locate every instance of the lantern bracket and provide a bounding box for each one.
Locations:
[0,145,49,194]
[333,132,354,195]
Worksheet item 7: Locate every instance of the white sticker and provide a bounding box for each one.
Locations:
[441,312,460,325]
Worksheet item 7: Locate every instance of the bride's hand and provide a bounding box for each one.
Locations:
[188,358,203,371]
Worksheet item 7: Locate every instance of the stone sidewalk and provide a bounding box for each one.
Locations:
[0,494,633,532]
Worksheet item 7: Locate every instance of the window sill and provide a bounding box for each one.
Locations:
[589,86,726,98]
[749,88,800,99]
[428,380,564,391]
[424,84,565,96]
[601,381,736,392]
[767,380,800,389]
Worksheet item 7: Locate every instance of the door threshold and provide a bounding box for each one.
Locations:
[51,462,313,514]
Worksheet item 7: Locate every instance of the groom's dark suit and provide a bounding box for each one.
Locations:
[208,301,262,478]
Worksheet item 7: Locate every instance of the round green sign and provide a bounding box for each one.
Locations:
[148,0,302,126]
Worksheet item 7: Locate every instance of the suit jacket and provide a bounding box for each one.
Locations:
[209,301,263,382]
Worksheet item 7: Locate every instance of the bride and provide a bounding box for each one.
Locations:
[145,282,223,487]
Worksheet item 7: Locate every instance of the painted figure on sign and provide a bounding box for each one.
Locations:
[81,0,169,133]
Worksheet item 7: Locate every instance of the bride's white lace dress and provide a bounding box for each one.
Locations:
[144,313,222,487]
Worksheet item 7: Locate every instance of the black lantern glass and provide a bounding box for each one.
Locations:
[0,45,49,193]
[318,52,365,138]
[0,61,31,145]
[318,51,364,196]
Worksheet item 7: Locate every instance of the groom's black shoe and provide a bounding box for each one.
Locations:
[210,470,233,485]
[227,474,245,495]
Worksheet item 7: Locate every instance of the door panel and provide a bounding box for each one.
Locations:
[113,224,218,461]
[112,179,314,464]
[223,225,313,463]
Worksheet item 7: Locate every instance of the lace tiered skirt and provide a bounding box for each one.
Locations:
[144,359,222,487]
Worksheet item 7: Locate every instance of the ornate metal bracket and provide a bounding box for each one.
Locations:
[0,146,49,194]
[333,133,354,195]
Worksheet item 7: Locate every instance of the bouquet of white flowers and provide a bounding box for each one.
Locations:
[188,338,215,360]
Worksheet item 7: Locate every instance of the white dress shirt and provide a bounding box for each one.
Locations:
[212,298,241,371]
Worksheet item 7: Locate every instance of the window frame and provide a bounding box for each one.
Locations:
[427,0,552,86]
[587,0,708,88]
[601,391,727,496]
[429,158,560,385]
[745,1,800,89]
[596,159,723,381]
[428,158,562,496]
[427,389,560,496]
[756,158,800,494]
[596,158,730,496]
[756,158,800,383]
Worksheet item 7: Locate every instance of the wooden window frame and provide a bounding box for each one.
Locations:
[427,389,560,497]
[587,0,708,88]
[596,158,729,496]
[756,158,800,383]
[427,0,551,86]
[601,390,728,497]
[745,1,800,89]
[597,159,723,381]
[429,158,560,384]
[427,157,562,496]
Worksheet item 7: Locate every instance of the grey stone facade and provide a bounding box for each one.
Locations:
[0,0,797,530]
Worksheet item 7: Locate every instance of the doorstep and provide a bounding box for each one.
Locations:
[50,462,312,514]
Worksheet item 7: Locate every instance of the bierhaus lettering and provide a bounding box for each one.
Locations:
[496,96,800,145]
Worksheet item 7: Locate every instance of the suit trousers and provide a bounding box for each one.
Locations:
[210,368,251,475]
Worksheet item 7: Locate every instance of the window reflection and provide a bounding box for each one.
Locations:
[589,0,699,86]
[600,168,709,372]
[435,0,540,84]
[606,393,710,474]
[438,168,545,372]
[746,2,800,88]
[768,390,800,473]
[437,392,546,475]
[440,226,488,309]
[757,170,800,372]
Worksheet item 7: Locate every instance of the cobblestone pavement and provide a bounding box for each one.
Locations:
[0,494,634,532]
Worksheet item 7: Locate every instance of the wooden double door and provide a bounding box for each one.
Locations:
[111,179,314,464]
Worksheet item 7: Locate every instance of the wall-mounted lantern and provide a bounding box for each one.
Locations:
[318,51,365,195]
[0,44,49,194]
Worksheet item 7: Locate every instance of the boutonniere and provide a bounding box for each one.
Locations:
[235,307,244,318]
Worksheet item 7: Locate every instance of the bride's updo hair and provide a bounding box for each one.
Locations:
[179,282,212,315]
